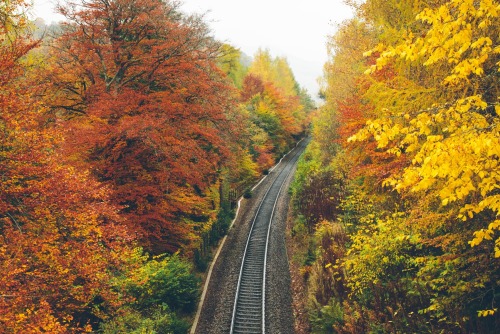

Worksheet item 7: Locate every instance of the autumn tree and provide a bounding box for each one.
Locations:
[218,44,248,89]
[0,1,135,331]
[292,0,500,332]
[48,0,237,253]
[347,0,500,328]
[248,48,302,98]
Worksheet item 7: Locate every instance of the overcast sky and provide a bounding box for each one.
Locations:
[32,0,353,100]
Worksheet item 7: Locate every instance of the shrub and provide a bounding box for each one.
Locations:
[102,249,199,333]
[100,305,190,334]
[125,254,200,313]
[243,188,253,198]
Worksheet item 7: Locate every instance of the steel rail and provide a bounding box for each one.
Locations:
[229,141,305,334]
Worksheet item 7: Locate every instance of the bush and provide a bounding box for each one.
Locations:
[194,208,235,271]
[193,249,208,272]
[100,305,190,334]
[243,188,253,198]
[309,298,344,334]
[126,254,200,313]
[215,209,233,237]
[102,250,199,333]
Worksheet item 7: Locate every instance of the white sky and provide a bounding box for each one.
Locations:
[32,0,353,100]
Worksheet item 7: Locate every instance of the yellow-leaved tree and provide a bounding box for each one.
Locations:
[344,0,500,324]
[291,0,500,332]
[351,0,500,257]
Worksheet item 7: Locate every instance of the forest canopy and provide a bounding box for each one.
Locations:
[0,0,312,331]
[290,0,500,332]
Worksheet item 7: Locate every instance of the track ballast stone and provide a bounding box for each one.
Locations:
[194,141,306,334]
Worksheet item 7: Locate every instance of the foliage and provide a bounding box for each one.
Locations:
[291,142,348,231]
[355,0,500,258]
[193,206,235,271]
[291,0,500,333]
[121,252,199,313]
[218,44,248,89]
[247,48,299,97]
[46,0,237,254]
[309,297,344,334]
[100,306,189,334]
[2,0,313,332]
[0,1,134,331]
[100,249,198,334]
[241,49,312,172]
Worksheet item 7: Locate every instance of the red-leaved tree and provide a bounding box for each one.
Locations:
[1,1,133,331]
[49,0,237,253]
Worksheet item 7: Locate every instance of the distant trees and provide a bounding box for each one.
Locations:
[240,49,309,171]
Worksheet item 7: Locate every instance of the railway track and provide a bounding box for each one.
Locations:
[230,140,306,334]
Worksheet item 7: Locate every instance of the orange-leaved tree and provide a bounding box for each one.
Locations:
[48,0,237,253]
[1,1,134,331]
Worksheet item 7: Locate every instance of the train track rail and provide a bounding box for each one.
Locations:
[230,140,306,334]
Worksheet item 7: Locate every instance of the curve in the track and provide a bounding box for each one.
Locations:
[230,140,307,334]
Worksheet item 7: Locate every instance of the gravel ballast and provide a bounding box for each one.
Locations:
[193,141,306,334]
